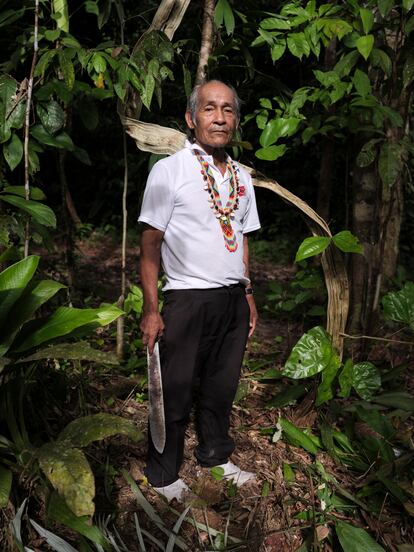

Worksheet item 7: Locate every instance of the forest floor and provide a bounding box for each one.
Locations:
[31,232,414,552]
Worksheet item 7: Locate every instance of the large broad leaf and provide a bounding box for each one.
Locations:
[356,35,374,60]
[30,124,74,151]
[58,413,143,447]
[352,69,372,97]
[336,520,385,551]
[12,304,123,352]
[372,392,414,411]
[0,194,56,228]
[0,279,65,357]
[283,326,338,379]
[382,282,414,330]
[3,133,23,171]
[338,359,353,398]
[17,341,119,364]
[332,230,363,254]
[0,256,39,333]
[378,0,394,18]
[255,144,286,161]
[356,139,381,168]
[352,362,381,400]
[36,101,65,135]
[359,8,374,34]
[53,0,69,32]
[279,418,319,455]
[0,8,25,29]
[287,32,310,59]
[295,236,331,262]
[0,465,12,507]
[47,492,107,546]
[0,75,18,143]
[37,442,95,517]
[260,118,300,147]
[3,185,46,200]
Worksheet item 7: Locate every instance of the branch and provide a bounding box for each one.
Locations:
[195,0,215,85]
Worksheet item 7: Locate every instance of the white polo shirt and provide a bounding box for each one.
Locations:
[138,141,260,290]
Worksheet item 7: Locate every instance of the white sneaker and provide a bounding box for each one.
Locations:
[214,461,255,487]
[153,478,190,502]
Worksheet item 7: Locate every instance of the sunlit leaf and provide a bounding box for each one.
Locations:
[58,413,143,447]
[316,352,341,405]
[360,8,374,34]
[295,236,331,262]
[53,0,69,32]
[279,417,319,454]
[255,144,287,161]
[271,40,287,61]
[38,443,94,517]
[356,35,374,60]
[283,326,338,379]
[332,230,363,254]
[287,32,310,59]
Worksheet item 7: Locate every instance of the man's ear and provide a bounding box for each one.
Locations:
[185,110,195,129]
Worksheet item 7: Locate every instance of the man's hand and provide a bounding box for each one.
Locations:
[246,294,258,338]
[140,311,165,354]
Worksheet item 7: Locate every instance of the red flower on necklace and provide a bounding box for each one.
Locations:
[239,185,245,197]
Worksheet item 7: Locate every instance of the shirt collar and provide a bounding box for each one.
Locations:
[185,140,237,171]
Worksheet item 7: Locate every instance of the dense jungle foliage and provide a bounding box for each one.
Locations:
[0,1,414,550]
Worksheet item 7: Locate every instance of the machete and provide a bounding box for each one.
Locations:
[147,342,166,454]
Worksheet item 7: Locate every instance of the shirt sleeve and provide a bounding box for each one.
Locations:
[242,171,261,234]
[138,161,174,232]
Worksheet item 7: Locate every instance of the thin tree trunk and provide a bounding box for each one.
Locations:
[65,186,82,227]
[58,150,76,297]
[195,0,215,85]
[23,0,39,258]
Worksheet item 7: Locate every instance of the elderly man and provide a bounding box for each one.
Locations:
[138,80,260,502]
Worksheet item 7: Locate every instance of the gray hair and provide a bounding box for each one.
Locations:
[187,80,241,122]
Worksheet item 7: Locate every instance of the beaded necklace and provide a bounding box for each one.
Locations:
[194,149,240,253]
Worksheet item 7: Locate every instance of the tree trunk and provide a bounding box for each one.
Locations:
[195,0,215,85]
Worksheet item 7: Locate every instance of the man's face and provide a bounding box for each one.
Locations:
[185,82,239,150]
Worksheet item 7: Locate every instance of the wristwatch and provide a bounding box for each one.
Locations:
[245,286,254,295]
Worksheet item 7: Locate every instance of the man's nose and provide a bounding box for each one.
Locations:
[214,109,226,123]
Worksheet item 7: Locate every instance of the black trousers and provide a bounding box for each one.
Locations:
[145,284,250,487]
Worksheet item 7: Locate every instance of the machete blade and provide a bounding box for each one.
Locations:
[147,342,166,454]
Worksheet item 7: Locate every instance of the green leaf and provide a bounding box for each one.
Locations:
[0,465,12,507]
[0,255,39,333]
[338,359,353,398]
[356,138,381,167]
[314,69,340,88]
[372,392,414,411]
[370,48,392,76]
[260,17,291,30]
[141,73,155,110]
[378,0,394,18]
[407,14,414,33]
[360,8,374,34]
[13,304,123,352]
[352,362,381,400]
[17,341,119,364]
[287,32,310,59]
[403,0,414,9]
[45,29,61,41]
[260,118,300,147]
[283,326,338,379]
[58,413,143,447]
[279,417,319,454]
[0,75,18,143]
[34,50,59,77]
[215,0,235,35]
[30,125,74,151]
[283,462,295,482]
[183,64,192,98]
[53,0,69,32]
[0,195,56,228]
[332,230,363,254]
[3,134,23,171]
[378,142,403,188]
[3,185,46,200]
[271,40,287,62]
[38,442,94,517]
[61,35,81,49]
[316,352,341,405]
[58,49,75,89]
[36,101,65,135]
[336,520,385,551]
[382,281,414,329]
[295,236,331,262]
[356,35,374,60]
[352,69,372,97]
[85,1,99,16]
[47,492,107,546]
[0,279,65,357]
[334,51,359,77]
[403,52,414,89]
[267,384,307,408]
[255,144,287,161]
